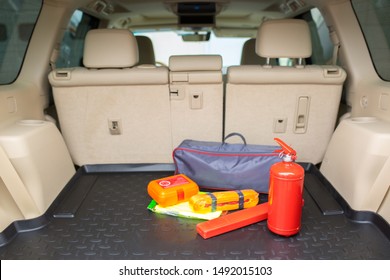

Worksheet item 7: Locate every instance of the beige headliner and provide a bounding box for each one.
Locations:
[44,0,349,36]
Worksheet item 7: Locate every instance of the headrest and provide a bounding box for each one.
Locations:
[135,36,156,65]
[240,38,268,65]
[83,29,138,68]
[256,19,312,59]
[169,55,222,71]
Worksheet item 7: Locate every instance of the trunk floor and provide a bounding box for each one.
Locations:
[1,164,389,260]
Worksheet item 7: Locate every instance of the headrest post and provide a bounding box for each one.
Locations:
[262,57,273,69]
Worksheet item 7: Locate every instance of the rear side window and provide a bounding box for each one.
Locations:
[279,8,332,67]
[293,8,333,66]
[309,8,333,65]
[352,0,390,81]
[0,0,42,84]
[56,10,99,68]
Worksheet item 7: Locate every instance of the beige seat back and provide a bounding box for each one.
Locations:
[49,29,172,165]
[241,38,267,65]
[135,35,156,65]
[169,55,224,147]
[241,38,278,66]
[225,19,347,164]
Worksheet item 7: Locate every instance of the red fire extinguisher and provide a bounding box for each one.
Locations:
[267,138,305,236]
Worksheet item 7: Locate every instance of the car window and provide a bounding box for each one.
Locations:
[56,10,99,68]
[0,0,42,84]
[309,8,333,65]
[352,0,390,81]
[134,31,250,72]
[284,8,333,67]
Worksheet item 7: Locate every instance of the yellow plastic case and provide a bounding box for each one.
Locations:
[189,189,259,213]
[147,174,199,207]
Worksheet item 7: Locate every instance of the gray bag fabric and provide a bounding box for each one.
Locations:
[173,133,282,193]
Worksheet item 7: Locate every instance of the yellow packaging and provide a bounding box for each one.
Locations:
[147,174,199,207]
[189,189,259,213]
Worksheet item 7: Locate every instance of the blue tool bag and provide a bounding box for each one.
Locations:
[173,133,282,193]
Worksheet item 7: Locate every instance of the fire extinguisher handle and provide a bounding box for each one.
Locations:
[274,138,297,159]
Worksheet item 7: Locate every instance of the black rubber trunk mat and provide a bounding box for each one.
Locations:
[1,163,389,260]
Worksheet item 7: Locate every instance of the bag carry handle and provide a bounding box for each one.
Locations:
[223,132,247,145]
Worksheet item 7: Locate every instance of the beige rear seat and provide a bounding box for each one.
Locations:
[49,29,172,165]
[240,38,277,66]
[241,38,267,65]
[169,55,224,147]
[135,35,156,65]
[225,19,347,164]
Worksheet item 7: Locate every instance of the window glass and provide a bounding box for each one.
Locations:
[310,8,333,65]
[352,0,390,81]
[134,31,250,72]
[56,10,99,68]
[276,8,332,67]
[0,0,42,84]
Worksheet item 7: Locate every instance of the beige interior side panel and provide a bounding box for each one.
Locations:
[0,178,24,232]
[0,144,41,219]
[326,1,390,122]
[321,117,390,217]
[0,2,76,130]
[0,120,75,222]
[378,190,390,223]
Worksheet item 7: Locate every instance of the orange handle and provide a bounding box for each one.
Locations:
[274,138,297,160]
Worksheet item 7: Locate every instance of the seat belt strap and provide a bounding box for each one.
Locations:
[49,44,60,70]
[330,29,340,65]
